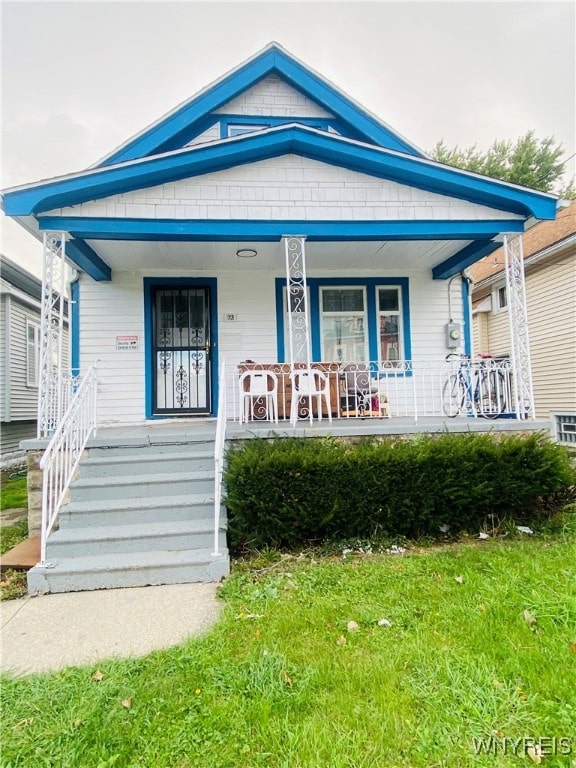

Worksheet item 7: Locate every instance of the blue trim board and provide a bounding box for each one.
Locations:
[3,125,556,221]
[143,277,219,419]
[66,238,111,281]
[274,277,411,365]
[432,240,502,280]
[461,276,472,357]
[39,217,525,243]
[70,279,80,376]
[98,44,421,165]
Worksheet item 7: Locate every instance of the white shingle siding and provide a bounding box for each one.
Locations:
[78,267,460,426]
[184,123,221,147]
[214,75,333,118]
[48,156,521,223]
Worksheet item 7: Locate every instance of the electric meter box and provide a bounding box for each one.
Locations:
[445,322,461,349]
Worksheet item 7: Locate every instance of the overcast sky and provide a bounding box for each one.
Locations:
[1,0,574,277]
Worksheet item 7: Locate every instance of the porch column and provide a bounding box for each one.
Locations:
[503,233,535,419]
[282,236,312,370]
[38,232,67,438]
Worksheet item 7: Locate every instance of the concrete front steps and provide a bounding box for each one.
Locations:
[27,433,229,594]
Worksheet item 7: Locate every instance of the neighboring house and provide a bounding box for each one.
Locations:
[470,201,576,443]
[0,255,68,468]
[0,43,561,593]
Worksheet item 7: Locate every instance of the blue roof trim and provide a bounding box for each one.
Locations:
[2,126,557,220]
[98,45,421,165]
[432,240,503,280]
[38,217,525,242]
[65,238,112,281]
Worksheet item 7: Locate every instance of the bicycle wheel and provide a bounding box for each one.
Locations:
[442,374,466,417]
[478,370,506,419]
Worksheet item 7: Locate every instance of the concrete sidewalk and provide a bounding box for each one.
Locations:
[0,582,222,676]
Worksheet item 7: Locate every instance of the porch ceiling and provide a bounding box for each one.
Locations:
[86,238,472,273]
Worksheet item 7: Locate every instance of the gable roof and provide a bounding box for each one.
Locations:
[96,42,424,166]
[2,124,558,221]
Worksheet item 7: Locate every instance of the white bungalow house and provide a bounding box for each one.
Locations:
[1,43,559,593]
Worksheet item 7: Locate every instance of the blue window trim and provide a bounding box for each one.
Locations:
[218,115,333,139]
[4,125,556,221]
[71,279,80,376]
[143,277,219,420]
[275,276,411,365]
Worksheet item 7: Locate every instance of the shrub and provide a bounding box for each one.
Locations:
[224,432,575,550]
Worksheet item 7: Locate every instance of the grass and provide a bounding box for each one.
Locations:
[1,474,28,512]
[1,519,29,602]
[1,522,575,768]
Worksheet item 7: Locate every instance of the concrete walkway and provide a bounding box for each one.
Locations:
[0,582,222,676]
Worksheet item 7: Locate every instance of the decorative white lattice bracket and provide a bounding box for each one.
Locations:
[503,233,535,419]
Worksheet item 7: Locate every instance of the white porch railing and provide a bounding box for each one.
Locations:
[224,356,518,424]
[39,367,98,563]
[213,358,227,557]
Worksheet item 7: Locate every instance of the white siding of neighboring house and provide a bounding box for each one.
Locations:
[526,253,576,419]
[473,251,576,420]
[45,155,523,224]
[214,74,334,118]
[0,294,7,420]
[5,298,41,421]
[79,267,461,426]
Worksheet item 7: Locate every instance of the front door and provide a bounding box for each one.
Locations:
[152,286,212,415]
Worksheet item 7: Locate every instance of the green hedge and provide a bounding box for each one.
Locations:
[224,432,575,550]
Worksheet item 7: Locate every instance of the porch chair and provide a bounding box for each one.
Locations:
[289,369,332,426]
[238,370,278,424]
[341,363,379,416]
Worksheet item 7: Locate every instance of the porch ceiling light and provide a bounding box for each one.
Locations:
[236,248,257,258]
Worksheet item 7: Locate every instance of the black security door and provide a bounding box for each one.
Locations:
[152,286,211,415]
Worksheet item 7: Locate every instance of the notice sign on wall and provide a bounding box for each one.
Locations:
[116,335,140,351]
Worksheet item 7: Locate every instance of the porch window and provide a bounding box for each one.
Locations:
[377,287,402,364]
[276,277,411,364]
[26,320,40,387]
[320,287,368,363]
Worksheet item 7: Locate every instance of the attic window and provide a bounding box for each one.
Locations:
[228,124,269,137]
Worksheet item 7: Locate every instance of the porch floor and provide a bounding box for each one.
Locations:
[85,415,552,448]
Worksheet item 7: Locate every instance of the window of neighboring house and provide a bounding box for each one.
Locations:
[494,284,508,311]
[26,320,41,387]
[320,287,368,363]
[228,124,269,137]
[377,287,403,364]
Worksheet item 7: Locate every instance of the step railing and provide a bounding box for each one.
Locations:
[39,367,98,563]
[213,357,227,557]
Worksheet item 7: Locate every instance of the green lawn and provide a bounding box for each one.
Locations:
[1,528,575,767]
[1,474,28,511]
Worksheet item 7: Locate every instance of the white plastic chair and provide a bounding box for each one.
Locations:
[238,370,278,424]
[290,369,332,426]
